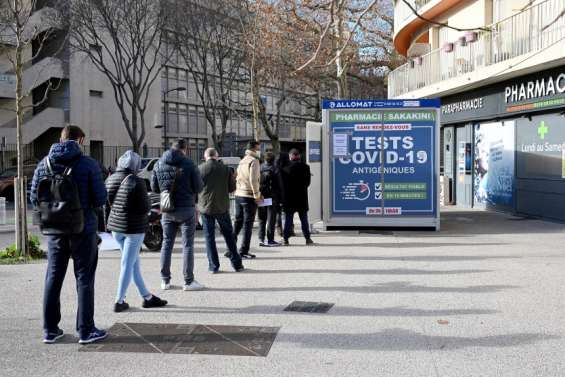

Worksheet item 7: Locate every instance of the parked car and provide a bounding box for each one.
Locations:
[0,165,37,202]
[138,158,159,191]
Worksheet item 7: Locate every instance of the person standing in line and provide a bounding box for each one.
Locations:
[106,150,168,312]
[198,148,244,273]
[151,139,204,291]
[30,125,108,345]
[280,149,314,246]
[258,152,281,247]
[231,141,262,259]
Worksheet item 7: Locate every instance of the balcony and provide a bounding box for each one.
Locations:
[0,57,67,99]
[388,0,565,98]
[0,107,67,144]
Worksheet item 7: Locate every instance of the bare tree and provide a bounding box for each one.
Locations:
[283,0,397,99]
[170,0,245,154]
[0,0,64,257]
[69,0,170,152]
[237,0,322,153]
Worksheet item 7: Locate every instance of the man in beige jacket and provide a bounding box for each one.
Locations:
[232,141,263,259]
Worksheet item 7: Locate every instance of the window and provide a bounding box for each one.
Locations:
[178,104,188,134]
[89,90,103,98]
[167,103,178,134]
[188,106,198,134]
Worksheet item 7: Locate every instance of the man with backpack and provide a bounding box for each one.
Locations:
[151,139,204,291]
[258,152,281,247]
[30,125,108,345]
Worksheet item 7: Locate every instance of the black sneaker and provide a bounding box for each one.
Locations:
[283,239,289,246]
[234,266,245,272]
[306,238,314,246]
[114,301,130,313]
[259,240,266,247]
[240,253,256,259]
[43,329,64,344]
[142,295,168,308]
[224,251,232,258]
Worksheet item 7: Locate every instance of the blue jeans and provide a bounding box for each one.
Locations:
[233,196,258,254]
[112,232,150,302]
[160,206,196,285]
[284,210,311,240]
[202,212,243,271]
[44,232,98,338]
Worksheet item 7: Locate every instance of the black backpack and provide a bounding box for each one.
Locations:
[259,167,273,198]
[35,157,84,235]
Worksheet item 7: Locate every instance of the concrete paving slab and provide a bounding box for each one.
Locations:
[1,209,565,376]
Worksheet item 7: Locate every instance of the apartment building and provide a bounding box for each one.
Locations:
[389,0,565,221]
[0,2,316,171]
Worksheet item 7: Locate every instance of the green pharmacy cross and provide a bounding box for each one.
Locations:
[538,121,549,140]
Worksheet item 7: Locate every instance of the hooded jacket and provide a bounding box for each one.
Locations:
[151,148,203,209]
[30,140,107,234]
[235,150,261,200]
[105,151,150,234]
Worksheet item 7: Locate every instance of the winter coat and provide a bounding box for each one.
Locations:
[30,140,107,233]
[105,151,150,234]
[234,150,261,200]
[280,160,311,212]
[198,159,235,215]
[260,162,281,204]
[151,149,203,208]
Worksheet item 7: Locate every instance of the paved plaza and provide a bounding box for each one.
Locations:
[2,209,565,376]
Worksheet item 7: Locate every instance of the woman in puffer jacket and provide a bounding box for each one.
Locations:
[105,150,167,312]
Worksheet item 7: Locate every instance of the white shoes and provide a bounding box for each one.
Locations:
[161,281,171,290]
[183,280,205,291]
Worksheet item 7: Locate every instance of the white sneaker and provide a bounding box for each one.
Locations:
[183,280,205,291]
[161,281,171,290]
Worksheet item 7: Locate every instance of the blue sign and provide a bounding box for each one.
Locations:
[330,109,437,217]
[323,99,441,110]
[308,141,321,163]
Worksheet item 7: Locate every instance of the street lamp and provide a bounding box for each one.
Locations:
[156,86,186,149]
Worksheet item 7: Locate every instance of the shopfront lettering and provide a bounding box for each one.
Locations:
[441,98,484,114]
[505,73,565,103]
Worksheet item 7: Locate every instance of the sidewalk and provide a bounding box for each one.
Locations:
[1,209,565,377]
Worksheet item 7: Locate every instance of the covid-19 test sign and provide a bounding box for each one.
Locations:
[322,99,440,229]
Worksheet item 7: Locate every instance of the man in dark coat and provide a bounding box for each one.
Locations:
[280,149,313,246]
[198,148,244,273]
[30,125,108,345]
[151,139,204,291]
[258,152,281,247]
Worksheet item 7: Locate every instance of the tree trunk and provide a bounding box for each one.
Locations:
[131,108,139,153]
[14,10,28,259]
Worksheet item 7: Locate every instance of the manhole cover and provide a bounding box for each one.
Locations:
[79,323,279,357]
[284,301,334,313]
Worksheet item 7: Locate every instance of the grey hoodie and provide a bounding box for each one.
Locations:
[117,150,142,173]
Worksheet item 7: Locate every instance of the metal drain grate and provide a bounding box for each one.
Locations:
[79,323,279,357]
[284,301,334,313]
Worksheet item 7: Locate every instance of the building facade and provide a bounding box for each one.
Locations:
[388,0,565,221]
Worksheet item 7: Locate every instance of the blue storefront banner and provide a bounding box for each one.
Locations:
[330,108,437,217]
[323,99,441,110]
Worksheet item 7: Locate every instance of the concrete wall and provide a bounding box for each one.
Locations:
[69,52,162,149]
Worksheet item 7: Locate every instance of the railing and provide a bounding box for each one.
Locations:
[388,0,565,98]
[394,0,435,35]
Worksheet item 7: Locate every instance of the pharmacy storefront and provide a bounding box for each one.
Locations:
[441,66,565,221]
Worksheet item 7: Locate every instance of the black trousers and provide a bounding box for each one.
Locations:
[44,232,98,338]
[258,202,279,243]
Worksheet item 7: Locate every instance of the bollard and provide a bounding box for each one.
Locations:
[0,197,5,225]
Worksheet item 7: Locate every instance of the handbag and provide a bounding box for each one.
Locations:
[160,167,180,213]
